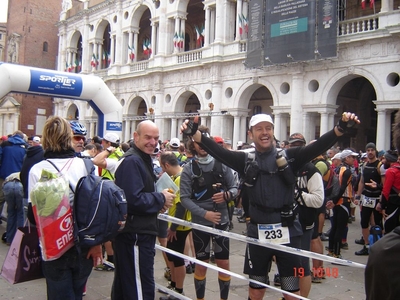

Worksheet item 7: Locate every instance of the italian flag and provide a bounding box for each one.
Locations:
[173,32,178,48]
[90,54,97,67]
[128,45,135,61]
[238,14,243,35]
[242,14,248,33]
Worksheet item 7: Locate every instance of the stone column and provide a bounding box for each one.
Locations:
[0,115,3,136]
[328,113,335,129]
[210,9,216,43]
[110,35,115,65]
[98,43,103,69]
[204,7,211,46]
[290,74,304,134]
[14,113,19,132]
[82,16,90,73]
[376,109,387,151]
[320,112,329,136]
[233,115,241,150]
[125,120,131,142]
[302,112,313,143]
[156,2,167,56]
[240,115,247,142]
[210,83,222,135]
[170,118,178,139]
[380,0,393,12]
[274,113,282,141]
[151,21,157,58]
[58,34,63,71]
[214,0,225,43]
[114,1,122,65]
[133,31,139,62]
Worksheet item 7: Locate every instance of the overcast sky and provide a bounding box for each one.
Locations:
[0,0,8,22]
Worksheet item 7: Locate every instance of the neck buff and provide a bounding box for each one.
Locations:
[196,154,213,165]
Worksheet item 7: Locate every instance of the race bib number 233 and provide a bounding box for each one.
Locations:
[258,223,290,245]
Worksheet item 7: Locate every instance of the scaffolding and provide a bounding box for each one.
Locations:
[124,111,231,121]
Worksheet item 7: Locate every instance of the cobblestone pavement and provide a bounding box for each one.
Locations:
[0,209,369,300]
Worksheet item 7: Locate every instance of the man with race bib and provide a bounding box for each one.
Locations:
[181,112,360,300]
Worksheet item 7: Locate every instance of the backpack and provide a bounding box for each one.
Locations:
[295,163,321,229]
[188,159,225,201]
[368,225,382,252]
[313,159,340,200]
[73,159,127,248]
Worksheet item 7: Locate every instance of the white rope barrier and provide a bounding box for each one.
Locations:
[156,244,311,300]
[157,214,366,269]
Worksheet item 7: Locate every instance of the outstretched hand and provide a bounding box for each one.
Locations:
[180,116,202,143]
[336,112,360,135]
[180,116,199,135]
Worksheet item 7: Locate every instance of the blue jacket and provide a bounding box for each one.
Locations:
[0,135,27,179]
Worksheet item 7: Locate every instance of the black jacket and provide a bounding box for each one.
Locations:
[20,145,45,198]
[115,145,165,236]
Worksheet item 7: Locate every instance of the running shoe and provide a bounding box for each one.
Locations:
[94,260,115,271]
[341,242,349,250]
[355,236,365,245]
[355,246,369,256]
[311,274,322,283]
[159,291,185,300]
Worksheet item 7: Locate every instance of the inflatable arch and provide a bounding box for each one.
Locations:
[0,63,123,137]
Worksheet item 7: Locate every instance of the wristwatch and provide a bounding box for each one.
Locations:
[106,147,113,153]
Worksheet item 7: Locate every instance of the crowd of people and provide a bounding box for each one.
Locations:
[0,110,400,299]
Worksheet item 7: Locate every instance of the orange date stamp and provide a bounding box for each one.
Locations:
[293,267,339,278]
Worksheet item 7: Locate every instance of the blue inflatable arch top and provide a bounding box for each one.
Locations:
[0,63,123,137]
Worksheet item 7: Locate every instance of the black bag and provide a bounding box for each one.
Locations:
[73,159,128,247]
[1,225,43,284]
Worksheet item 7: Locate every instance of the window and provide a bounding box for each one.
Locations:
[43,42,48,52]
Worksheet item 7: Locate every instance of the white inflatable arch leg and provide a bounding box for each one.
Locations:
[0,63,122,137]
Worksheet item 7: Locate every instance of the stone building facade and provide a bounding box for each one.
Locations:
[0,0,59,137]
[0,23,6,62]
[53,0,400,151]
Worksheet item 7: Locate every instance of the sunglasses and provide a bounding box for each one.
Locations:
[73,136,86,142]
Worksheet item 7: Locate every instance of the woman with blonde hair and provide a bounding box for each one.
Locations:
[27,116,102,300]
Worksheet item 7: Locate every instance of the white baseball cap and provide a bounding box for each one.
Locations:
[332,153,342,160]
[249,114,274,129]
[33,136,40,143]
[103,133,120,144]
[341,149,359,159]
[170,138,180,148]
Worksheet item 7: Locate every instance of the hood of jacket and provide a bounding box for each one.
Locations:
[26,145,44,158]
[6,135,26,146]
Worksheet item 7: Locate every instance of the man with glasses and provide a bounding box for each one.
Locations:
[70,121,87,155]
